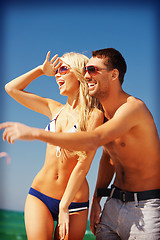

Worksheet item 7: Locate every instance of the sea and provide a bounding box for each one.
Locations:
[0,209,95,240]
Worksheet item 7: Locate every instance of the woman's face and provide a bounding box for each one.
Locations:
[55,63,80,97]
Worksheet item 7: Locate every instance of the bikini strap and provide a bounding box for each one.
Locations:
[52,106,65,120]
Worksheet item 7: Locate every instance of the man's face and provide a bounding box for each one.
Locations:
[84,57,113,99]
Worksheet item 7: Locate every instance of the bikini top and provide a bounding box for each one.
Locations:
[45,107,78,157]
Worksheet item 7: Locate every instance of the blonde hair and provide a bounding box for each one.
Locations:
[61,52,101,132]
[60,52,102,160]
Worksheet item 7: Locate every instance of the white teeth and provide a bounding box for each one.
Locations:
[88,82,96,88]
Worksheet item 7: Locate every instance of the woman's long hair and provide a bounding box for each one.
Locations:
[61,52,102,159]
[61,52,102,132]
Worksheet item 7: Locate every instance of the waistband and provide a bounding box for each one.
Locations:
[96,185,160,202]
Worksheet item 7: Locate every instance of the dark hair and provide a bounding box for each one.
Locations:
[92,48,127,85]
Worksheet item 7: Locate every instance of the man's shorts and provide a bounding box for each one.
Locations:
[96,188,160,240]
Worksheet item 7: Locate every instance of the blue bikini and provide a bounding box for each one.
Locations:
[29,107,89,221]
[45,107,77,157]
[29,188,89,221]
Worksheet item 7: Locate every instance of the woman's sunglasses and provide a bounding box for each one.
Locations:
[55,66,71,75]
[84,66,107,76]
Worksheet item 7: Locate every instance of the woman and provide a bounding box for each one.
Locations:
[4,51,103,240]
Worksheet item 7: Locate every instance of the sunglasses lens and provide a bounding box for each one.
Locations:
[55,66,70,75]
[59,66,69,75]
[84,66,97,76]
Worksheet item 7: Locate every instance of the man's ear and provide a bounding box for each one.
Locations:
[112,69,119,80]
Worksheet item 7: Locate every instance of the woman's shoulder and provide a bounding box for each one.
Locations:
[91,107,104,118]
[87,108,104,130]
[47,99,64,120]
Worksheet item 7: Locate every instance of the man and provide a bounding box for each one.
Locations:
[1,48,160,239]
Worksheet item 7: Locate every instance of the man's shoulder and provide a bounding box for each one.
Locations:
[121,96,147,114]
[114,96,152,127]
[127,96,151,116]
[127,96,144,105]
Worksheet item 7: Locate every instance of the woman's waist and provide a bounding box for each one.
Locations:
[34,166,79,183]
[32,174,89,202]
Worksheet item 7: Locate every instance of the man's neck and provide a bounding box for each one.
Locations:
[101,90,129,119]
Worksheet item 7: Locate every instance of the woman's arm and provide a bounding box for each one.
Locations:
[58,150,96,239]
[58,109,104,239]
[5,52,62,119]
[59,109,104,209]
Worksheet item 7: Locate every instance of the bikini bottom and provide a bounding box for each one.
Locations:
[28,187,89,221]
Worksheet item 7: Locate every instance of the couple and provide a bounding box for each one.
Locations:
[1,48,160,240]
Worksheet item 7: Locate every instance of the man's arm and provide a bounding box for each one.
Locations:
[90,148,115,235]
[0,98,145,149]
[93,148,114,201]
[35,98,146,150]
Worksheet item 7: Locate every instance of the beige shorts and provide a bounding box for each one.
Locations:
[96,197,160,240]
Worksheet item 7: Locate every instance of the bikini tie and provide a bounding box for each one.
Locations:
[56,146,61,157]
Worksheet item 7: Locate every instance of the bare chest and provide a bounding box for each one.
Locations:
[103,132,140,170]
[105,137,128,158]
[104,136,136,186]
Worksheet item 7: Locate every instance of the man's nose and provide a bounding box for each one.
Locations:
[84,71,92,79]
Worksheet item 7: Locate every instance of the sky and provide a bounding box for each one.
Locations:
[0,0,160,213]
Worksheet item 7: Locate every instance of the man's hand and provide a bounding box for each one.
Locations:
[0,122,35,144]
[90,197,101,235]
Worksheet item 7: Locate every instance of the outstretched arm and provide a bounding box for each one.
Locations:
[5,51,62,119]
[1,98,145,149]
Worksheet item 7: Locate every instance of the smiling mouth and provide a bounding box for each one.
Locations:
[87,81,97,90]
[57,80,65,88]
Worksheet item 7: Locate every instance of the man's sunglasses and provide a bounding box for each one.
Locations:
[84,66,107,76]
[55,66,71,75]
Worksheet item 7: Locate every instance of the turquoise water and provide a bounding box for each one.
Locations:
[0,209,95,240]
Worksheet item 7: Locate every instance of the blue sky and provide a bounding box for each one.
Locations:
[0,1,159,212]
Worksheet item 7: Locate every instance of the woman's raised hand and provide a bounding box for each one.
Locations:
[42,51,62,76]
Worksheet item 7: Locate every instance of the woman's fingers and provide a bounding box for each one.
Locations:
[46,51,51,61]
[59,223,68,240]
[66,222,69,237]
[44,52,63,76]
[45,51,59,65]
[55,61,62,70]
[50,54,58,64]
[53,56,60,66]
